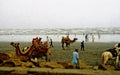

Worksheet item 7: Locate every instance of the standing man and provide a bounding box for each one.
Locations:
[46,36,49,44]
[92,34,95,43]
[81,41,84,51]
[71,49,79,68]
[85,34,88,42]
[50,38,54,47]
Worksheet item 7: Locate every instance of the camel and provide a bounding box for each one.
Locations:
[61,35,77,49]
[10,37,51,62]
[101,43,120,66]
[10,42,36,61]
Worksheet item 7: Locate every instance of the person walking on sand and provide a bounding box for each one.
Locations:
[71,49,79,68]
[81,41,84,51]
[50,38,53,47]
[92,34,95,43]
[85,34,88,42]
[46,36,49,44]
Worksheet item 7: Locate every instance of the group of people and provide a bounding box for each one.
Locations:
[71,40,85,67]
[84,33,96,43]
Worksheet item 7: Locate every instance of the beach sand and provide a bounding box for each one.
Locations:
[0,42,119,75]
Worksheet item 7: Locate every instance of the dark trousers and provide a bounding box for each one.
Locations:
[81,46,84,51]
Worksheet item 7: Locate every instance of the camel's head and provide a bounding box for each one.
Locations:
[114,43,120,52]
[73,38,78,41]
[10,42,19,47]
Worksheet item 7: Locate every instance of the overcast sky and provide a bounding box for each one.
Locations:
[0,0,120,29]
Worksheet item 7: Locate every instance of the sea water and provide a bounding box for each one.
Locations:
[0,34,120,42]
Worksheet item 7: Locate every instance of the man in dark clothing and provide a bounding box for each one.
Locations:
[50,38,53,47]
[81,41,84,51]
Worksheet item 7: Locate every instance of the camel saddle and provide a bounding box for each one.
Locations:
[118,43,120,47]
[106,48,117,57]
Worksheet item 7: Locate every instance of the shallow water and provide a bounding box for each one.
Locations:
[0,34,120,42]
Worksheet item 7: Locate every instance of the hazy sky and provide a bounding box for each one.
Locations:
[0,0,120,29]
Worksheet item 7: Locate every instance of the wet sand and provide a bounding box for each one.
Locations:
[0,42,116,65]
[0,42,119,75]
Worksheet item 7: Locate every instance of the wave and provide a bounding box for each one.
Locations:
[0,27,120,35]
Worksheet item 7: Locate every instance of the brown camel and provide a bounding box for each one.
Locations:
[10,37,51,62]
[61,35,77,49]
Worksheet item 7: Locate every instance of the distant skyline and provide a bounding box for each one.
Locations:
[0,0,120,29]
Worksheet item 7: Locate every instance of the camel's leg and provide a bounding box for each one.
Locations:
[101,53,105,64]
[66,42,69,47]
[62,42,65,50]
[46,54,50,62]
[101,56,104,64]
[104,56,109,65]
[101,52,109,65]
[115,56,119,66]
[46,49,51,62]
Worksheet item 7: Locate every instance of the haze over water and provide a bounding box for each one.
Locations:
[0,28,120,42]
